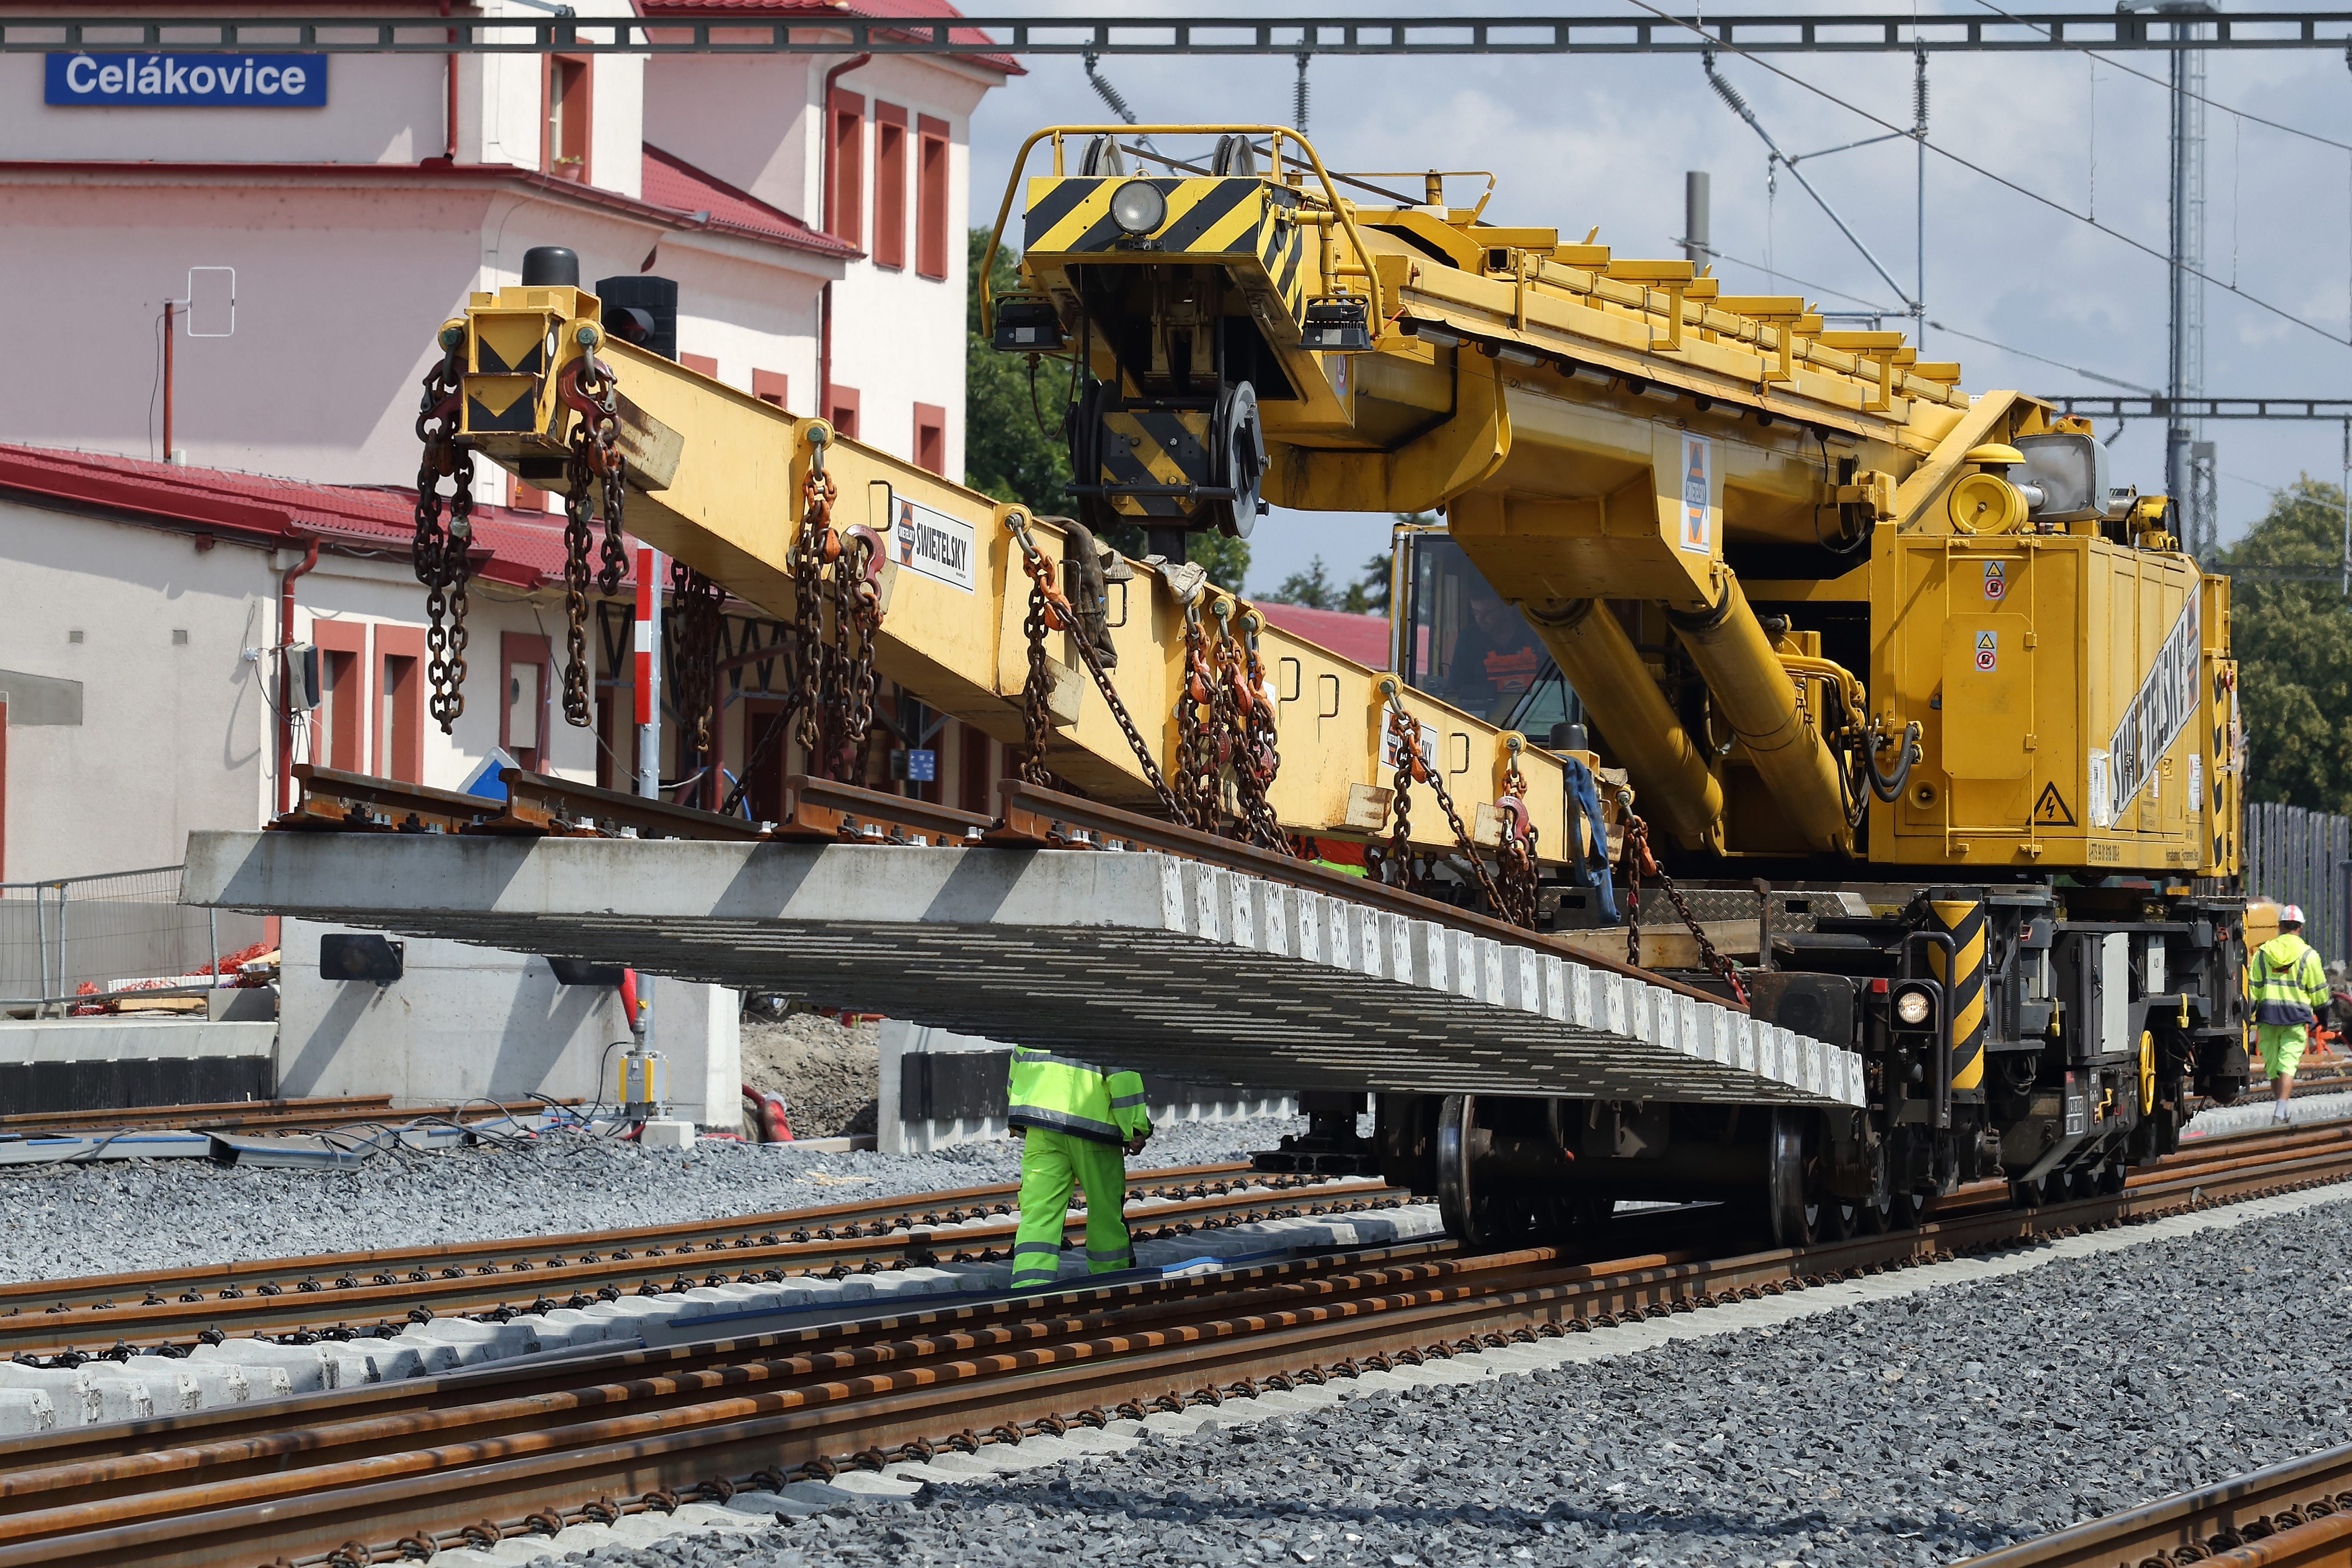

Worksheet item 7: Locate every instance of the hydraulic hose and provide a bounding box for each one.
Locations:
[1867,721,1922,803]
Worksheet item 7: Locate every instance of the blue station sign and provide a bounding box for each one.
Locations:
[46,52,327,106]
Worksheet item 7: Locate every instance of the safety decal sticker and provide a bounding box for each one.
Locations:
[2033,782,2076,827]
[1679,434,1712,555]
[1974,629,1997,673]
[2188,753,2204,815]
[2087,748,2112,829]
[1982,560,2005,601]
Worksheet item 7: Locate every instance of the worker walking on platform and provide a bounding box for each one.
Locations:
[1006,1047,1152,1291]
[2253,904,2331,1123]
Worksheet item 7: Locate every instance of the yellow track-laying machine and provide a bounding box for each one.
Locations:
[419,125,2246,1246]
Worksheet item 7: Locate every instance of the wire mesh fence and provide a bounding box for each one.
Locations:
[0,866,266,1012]
[2243,803,2352,966]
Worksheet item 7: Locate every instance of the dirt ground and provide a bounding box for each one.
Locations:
[739,1012,881,1140]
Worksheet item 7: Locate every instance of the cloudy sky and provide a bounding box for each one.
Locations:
[961,3,2352,595]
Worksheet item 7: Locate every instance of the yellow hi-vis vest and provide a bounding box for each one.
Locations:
[1006,1047,1151,1144]
[2253,931,2329,1027]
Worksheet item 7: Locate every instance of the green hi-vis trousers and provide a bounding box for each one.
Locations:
[1009,1126,1136,1289]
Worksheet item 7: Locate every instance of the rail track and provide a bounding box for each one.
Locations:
[0,1164,1408,1360]
[3,1117,2349,1568]
[0,1097,579,1141]
[1964,1439,2352,1566]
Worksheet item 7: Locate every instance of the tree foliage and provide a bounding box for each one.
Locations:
[2219,476,2352,813]
[962,228,1249,593]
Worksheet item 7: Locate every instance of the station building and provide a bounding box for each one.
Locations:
[0,1,1013,1126]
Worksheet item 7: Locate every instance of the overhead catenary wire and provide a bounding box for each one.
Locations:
[1924,319,2160,394]
[1624,0,2352,350]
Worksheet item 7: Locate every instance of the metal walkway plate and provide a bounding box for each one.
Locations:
[183,832,1862,1107]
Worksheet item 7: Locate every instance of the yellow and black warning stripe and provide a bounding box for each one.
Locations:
[1025,176,1277,260]
[1929,898,1988,1092]
[1097,408,1212,519]
[463,375,542,436]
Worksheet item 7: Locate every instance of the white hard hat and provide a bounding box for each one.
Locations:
[2283,904,2307,924]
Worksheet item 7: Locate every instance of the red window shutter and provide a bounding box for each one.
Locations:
[828,90,865,244]
[752,369,788,408]
[680,353,718,378]
[916,115,949,280]
[874,104,908,270]
[826,385,860,440]
[913,401,946,476]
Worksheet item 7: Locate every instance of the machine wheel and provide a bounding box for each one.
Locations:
[1763,1108,1814,1248]
[2096,1154,2127,1196]
[2007,1173,2052,1210]
[1436,1094,1541,1247]
[1207,381,1265,539]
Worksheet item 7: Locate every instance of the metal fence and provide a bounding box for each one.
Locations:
[0,866,266,1013]
[2244,804,2352,965]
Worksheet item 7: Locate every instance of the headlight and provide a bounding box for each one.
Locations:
[1110,179,1167,236]
[1895,988,1932,1026]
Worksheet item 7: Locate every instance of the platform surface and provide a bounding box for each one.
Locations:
[182,832,1863,1107]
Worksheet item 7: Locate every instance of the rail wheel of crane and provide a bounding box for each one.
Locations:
[2007,1173,2051,1210]
[1762,1107,1815,1248]
[2095,1153,2127,1197]
[1855,1146,1895,1234]
[1207,381,1265,539]
[1435,1094,1513,1246]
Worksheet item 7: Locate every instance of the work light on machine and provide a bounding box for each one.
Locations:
[1893,983,1936,1028]
[1110,179,1167,236]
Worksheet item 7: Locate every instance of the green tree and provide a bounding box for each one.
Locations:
[2219,476,2352,813]
[1265,555,1337,609]
[963,227,1248,593]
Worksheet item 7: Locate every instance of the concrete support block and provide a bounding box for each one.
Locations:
[638,1119,696,1150]
[0,1390,55,1435]
[190,1339,338,1394]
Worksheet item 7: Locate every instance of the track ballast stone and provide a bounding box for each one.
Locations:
[0,1115,1308,1285]
[550,1189,2352,1568]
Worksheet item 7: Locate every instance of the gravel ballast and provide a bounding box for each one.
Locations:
[487,1186,2352,1568]
[0,1114,1308,1286]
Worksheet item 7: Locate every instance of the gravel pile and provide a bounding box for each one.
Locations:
[0,1115,1308,1285]
[563,1189,2352,1568]
[739,1012,883,1139]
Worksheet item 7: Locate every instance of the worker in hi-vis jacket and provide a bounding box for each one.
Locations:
[1005,1047,1151,1290]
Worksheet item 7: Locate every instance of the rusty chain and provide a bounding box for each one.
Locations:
[1619,803,1748,1003]
[412,333,473,734]
[1175,602,1222,832]
[1379,685,1509,917]
[792,438,840,772]
[1230,608,1291,854]
[1378,703,1419,891]
[832,526,885,783]
[558,356,621,729]
[1006,514,1184,815]
[1492,738,1541,928]
[668,555,726,763]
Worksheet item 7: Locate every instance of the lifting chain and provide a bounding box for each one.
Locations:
[667,556,726,761]
[412,332,473,734]
[558,355,622,728]
[1619,803,1748,1004]
[792,436,840,775]
[1175,602,1223,832]
[1380,684,1508,916]
[1006,514,1184,815]
[1378,703,1419,892]
[1229,608,1291,855]
[1492,738,1541,929]
[831,524,885,783]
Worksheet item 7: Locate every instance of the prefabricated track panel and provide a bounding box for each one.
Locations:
[181,833,1863,1108]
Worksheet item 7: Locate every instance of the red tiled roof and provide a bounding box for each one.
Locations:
[642,145,856,256]
[1256,603,1390,671]
[0,444,589,591]
[0,154,859,265]
[637,0,1020,73]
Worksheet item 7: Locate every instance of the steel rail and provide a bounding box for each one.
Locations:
[6,1118,2351,1568]
[1960,1441,2352,1566]
[4,10,2348,57]
[0,1169,1407,1359]
[0,1096,574,1141]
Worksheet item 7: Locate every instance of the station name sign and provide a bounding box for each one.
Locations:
[46,52,327,106]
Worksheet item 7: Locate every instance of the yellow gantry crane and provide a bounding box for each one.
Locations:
[424,124,2248,1246]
